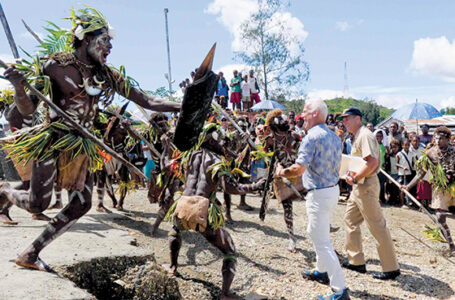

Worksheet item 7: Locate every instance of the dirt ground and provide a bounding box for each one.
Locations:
[1,186,454,299]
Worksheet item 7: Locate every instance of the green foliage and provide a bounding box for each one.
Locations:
[64,5,109,35]
[38,21,73,55]
[234,0,310,99]
[441,107,455,115]
[14,48,51,97]
[325,97,394,125]
[146,86,170,98]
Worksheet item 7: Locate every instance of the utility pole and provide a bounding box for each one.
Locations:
[343,61,349,98]
[164,8,173,101]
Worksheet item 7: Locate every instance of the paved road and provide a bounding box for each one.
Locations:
[0,193,147,300]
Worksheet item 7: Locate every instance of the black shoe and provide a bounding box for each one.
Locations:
[301,269,330,284]
[372,270,400,280]
[342,261,366,274]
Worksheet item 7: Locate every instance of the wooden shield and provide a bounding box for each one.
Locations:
[173,44,218,151]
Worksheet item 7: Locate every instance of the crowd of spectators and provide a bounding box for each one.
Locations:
[214,69,262,111]
[177,72,455,214]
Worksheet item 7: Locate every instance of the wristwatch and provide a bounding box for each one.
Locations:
[352,176,358,184]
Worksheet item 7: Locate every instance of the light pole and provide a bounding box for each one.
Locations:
[164,8,173,101]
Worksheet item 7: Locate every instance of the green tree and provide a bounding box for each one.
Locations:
[325,97,394,125]
[235,0,309,100]
[442,107,455,115]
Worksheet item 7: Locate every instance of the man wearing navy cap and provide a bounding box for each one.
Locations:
[338,107,400,280]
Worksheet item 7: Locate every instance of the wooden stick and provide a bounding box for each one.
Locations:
[400,227,455,265]
[212,101,258,151]
[380,169,443,230]
[0,59,148,181]
[108,109,161,159]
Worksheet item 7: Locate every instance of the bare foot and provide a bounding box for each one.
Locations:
[0,212,18,225]
[32,213,51,221]
[221,292,242,300]
[48,202,63,210]
[96,205,112,213]
[150,224,160,237]
[225,216,234,225]
[15,253,55,273]
[237,203,254,211]
[116,206,124,211]
[161,263,177,275]
[287,239,297,253]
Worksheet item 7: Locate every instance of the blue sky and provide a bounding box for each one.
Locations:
[1,0,455,110]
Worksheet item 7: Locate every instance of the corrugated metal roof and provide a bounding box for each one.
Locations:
[377,115,455,134]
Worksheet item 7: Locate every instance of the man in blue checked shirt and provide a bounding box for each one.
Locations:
[276,99,349,300]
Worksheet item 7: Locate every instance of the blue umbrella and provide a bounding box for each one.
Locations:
[250,100,287,111]
[391,102,442,120]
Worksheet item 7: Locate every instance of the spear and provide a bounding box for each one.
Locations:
[0,59,148,181]
[22,19,45,45]
[0,3,19,59]
[107,108,161,159]
[380,169,444,232]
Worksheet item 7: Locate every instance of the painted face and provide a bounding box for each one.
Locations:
[87,28,112,65]
[156,117,168,132]
[435,134,449,149]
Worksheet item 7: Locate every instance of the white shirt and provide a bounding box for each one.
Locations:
[241,81,250,97]
[248,75,258,93]
[397,150,417,175]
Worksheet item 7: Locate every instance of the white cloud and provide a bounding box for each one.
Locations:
[306,89,346,100]
[205,0,308,55]
[374,94,417,109]
[335,19,364,32]
[410,36,455,82]
[440,96,455,108]
[335,21,350,32]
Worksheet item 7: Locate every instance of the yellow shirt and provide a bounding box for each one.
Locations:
[351,126,380,176]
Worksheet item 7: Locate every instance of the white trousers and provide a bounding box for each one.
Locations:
[306,185,346,292]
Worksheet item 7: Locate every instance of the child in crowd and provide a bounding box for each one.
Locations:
[241,75,251,111]
[387,139,401,206]
[375,130,388,203]
[396,139,418,208]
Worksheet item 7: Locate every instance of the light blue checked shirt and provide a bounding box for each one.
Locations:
[296,124,342,190]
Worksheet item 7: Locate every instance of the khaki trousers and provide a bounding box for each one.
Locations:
[344,175,399,272]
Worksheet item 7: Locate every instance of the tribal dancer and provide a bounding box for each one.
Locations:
[222,116,254,223]
[0,6,180,271]
[147,112,183,235]
[264,109,303,252]
[0,98,61,223]
[165,125,264,300]
[404,126,455,252]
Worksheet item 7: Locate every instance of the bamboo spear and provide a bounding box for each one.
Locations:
[108,109,161,159]
[380,168,444,231]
